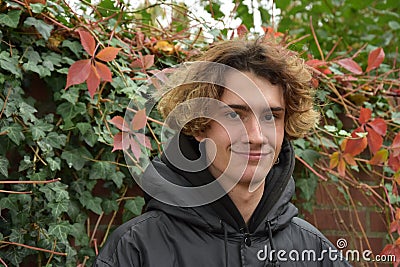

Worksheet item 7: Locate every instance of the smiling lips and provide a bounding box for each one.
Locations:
[231,150,273,161]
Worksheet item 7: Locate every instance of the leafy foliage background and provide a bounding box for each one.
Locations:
[0,0,399,266]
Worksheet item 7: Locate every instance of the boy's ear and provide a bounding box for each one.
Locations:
[193,132,206,143]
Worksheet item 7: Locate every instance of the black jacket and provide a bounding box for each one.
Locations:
[93,134,352,266]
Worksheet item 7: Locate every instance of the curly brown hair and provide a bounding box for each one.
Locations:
[157,38,320,140]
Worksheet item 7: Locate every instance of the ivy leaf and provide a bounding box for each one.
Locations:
[23,17,54,40]
[102,199,119,214]
[2,123,25,145]
[0,155,9,177]
[61,147,92,170]
[124,197,145,216]
[46,157,61,171]
[366,47,385,72]
[0,10,22,28]
[48,221,71,242]
[0,196,18,211]
[337,58,363,75]
[45,132,67,149]
[110,171,124,188]
[89,161,112,180]
[48,199,69,217]
[96,47,121,62]
[78,30,96,56]
[65,59,91,89]
[31,120,54,140]
[80,191,102,215]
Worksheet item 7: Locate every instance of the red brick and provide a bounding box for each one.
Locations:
[311,209,367,232]
[349,186,379,207]
[368,210,388,233]
[315,182,347,207]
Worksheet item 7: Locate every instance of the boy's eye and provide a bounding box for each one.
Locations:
[264,114,274,121]
[225,111,240,119]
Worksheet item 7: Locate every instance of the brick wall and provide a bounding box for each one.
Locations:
[299,181,390,267]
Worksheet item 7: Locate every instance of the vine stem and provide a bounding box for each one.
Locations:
[309,16,325,61]
[0,257,8,267]
[295,155,327,181]
[0,241,67,256]
[0,190,32,194]
[0,178,61,184]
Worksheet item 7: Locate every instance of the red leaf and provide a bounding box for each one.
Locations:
[135,133,152,149]
[65,59,91,89]
[112,132,130,152]
[86,64,100,98]
[390,220,400,234]
[95,47,121,62]
[359,107,372,124]
[344,128,368,156]
[368,118,387,136]
[236,24,248,37]
[129,137,142,160]
[306,59,331,75]
[366,47,385,72]
[78,30,96,56]
[366,127,383,154]
[109,116,130,131]
[343,153,357,166]
[389,154,400,172]
[132,109,147,130]
[392,132,400,157]
[369,149,388,165]
[337,58,363,75]
[130,54,154,70]
[95,61,112,82]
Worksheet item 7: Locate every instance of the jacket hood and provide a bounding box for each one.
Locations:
[142,133,297,235]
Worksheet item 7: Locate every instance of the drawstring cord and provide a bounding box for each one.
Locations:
[220,220,229,267]
[264,220,279,267]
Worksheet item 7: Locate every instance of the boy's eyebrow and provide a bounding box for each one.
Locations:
[222,104,285,112]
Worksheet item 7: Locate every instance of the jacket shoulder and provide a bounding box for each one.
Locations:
[290,216,333,244]
[93,210,165,267]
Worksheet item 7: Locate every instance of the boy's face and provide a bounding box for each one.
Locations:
[194,71,285,190]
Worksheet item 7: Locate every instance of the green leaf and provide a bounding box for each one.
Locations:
[70,223,89,246]
[296,176,318,201]
[1,123,25,145]
[48,221,71,242]
[80,191,103,215]
[392,112,400,124]
[19,101,37,123]
[0,51,22,77]
[31,120,53,141]
[61,40,82,58]
[48,199,70,217]
[30,3,46,13]
[89,161,113,179]
[110,171,124,188]
[56,102,86,121]
[0,155,9,177]
[0,196,18,211]
[124,197,145,217]
[61,147,92,171]
[0,10,22,28]
[23,17,54,40]
[46,157,61,171]
[102,199,119,214]
[45,132,67,149]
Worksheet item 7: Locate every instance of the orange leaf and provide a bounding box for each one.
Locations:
[337,58,363,75]
[132,109,147,130]
[338,157,346,177]
[154,41,174,54]
[95,61,112,82]
[344,128,368,156]
[329,151,340,168]
[78,30,96,56]
[369,149,389,165]
[96,47,121,62]
[359,107,372,124]
[368,118,387,136]
[343,153,357,166]
[366,47,385,72]
[86,64,100,98]
[65,59,91,89]
[109,116,130,131]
